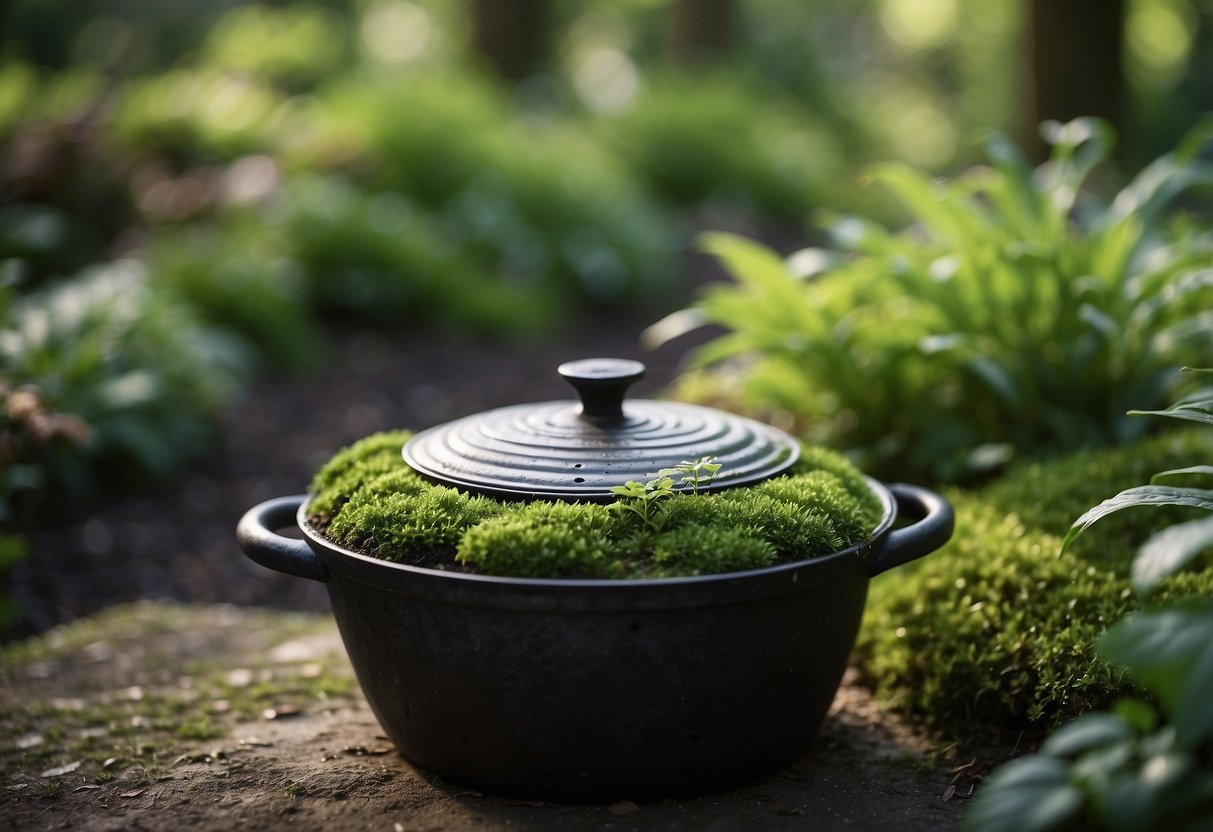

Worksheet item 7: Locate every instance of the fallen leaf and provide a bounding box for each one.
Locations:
[942,785,956,802]
[6,783,29,791]
[40,761,81,778]
[120,789,147,799]
[608,800,640,817]
[74,785,101,792]
[238,737,273,748]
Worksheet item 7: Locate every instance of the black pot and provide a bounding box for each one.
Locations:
[237,478,952,802]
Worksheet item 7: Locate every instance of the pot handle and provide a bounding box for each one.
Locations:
[868,483,954,577]
[237,495,329,583]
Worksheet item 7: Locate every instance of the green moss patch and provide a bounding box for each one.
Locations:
[855,429,1213,733]
[306,431,883,579]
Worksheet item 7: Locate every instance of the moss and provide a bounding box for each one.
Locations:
[855,428,1213,734]
[646,524,777,577]
[457,502,626,579]
[307,431,882,579]
[329,484,502,567]
[306,430,418,525]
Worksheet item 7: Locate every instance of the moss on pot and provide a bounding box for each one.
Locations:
[306,431,883,579]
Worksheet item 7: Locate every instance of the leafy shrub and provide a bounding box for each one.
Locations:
[199,4,351,89]
[114,67,295,159]
[308,71,678,309]
[305,431,881,579]
[0,259,252,504]
[276,174,556,335]
[855,428,1213,731]
[599,71,844,220]
[145,223,322,371]
[964,375,1213,832]
[653,118,1213,482]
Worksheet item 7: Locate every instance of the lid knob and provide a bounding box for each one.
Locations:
[558,358,646,426]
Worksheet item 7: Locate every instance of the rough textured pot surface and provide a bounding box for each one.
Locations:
[237,480,953,802]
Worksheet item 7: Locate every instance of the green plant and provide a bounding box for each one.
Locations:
[276,173,556,335]
[145,223,323,372]
[609,456,722,532]
[598,71,845,220]
[1065,368,1213,589]
[653,118,1213,483]
[114,66,294,160]
[307,71,678,310]
[963,371,1213,832]
[0,260,252,504]
[855,428,1213,731]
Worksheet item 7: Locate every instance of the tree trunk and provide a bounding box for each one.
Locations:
[668,0,734,67]
[469,0,549,82]
[1020,0,1125,161]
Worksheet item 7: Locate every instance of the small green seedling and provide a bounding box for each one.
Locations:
[610,457,722,532]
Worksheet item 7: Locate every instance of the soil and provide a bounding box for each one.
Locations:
[3,253,973,829]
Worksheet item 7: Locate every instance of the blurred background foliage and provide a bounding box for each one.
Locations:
[0,0,1210,565]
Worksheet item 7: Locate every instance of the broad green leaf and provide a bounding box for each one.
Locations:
[966,355,1022,404]
[1063,486,1213,551]
[1097,757,1194,832]
[699,232,800,300]
[1172,115,1213,163]
[1040,712,1133,758]
[962,756,1084,832]
[982,130,1042,230]
[1150,466,1213,485]
[1112,698,1158,734]
[1098,600,1213,747]
[1128,405,1213,428]
[872,162,981,244]
[1133,514,1213,591]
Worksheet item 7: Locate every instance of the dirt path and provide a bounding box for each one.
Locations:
[1,602,966,831]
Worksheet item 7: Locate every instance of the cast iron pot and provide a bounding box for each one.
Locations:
[236,359,954,802]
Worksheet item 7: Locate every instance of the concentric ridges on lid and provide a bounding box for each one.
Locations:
[403,399,799,500]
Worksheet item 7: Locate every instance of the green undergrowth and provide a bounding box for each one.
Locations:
[305,431,883,579]
[855,429,1213,733]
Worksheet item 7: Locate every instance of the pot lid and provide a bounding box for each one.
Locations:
[402,358,799,501]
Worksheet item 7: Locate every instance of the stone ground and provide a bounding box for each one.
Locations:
[1,602,968,831]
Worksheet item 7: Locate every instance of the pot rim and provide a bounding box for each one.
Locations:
[294,478,898,609]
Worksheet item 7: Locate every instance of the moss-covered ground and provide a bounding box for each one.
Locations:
[856,428,1213,733]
